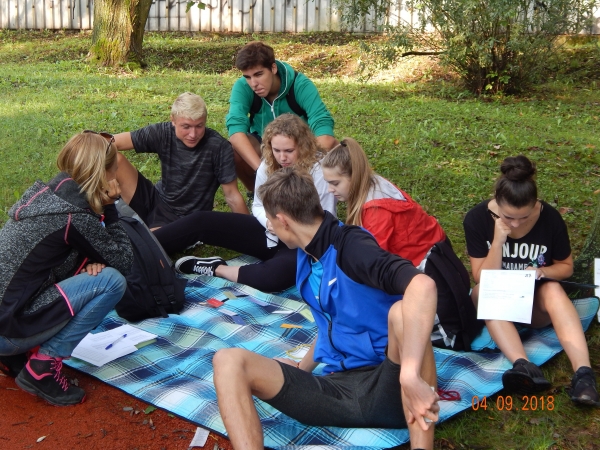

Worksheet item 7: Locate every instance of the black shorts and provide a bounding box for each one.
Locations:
[266,358,406,429]
[128,171,180,228]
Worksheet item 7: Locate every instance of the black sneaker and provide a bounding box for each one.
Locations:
[15,353,86,406]
[0,353,28,378]
[175,256,226,276]
[569,366,600,406]
[502,358,551,394]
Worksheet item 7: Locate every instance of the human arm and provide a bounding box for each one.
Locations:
[316,135,339,152]
[222,180,249,214]
[274,337,319,372]
[251,162,269,228]
[527,254,574,280]
[312,164,337,217]
[114,132,134,151]
[293,74,335,139]
[230,132,262,171]
[399,274,440,429]
[68,205,134,276]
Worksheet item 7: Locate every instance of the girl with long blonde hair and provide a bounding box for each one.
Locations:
[0,131,133,407]
[321,137,445,267]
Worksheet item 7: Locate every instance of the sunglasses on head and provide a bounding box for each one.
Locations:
[83,130,115,154]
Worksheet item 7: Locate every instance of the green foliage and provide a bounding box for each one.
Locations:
[1,31,600,447]
[186,1,206,12]
[334,0,597,94]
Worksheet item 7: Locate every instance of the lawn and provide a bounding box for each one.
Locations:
[1,29,599,449]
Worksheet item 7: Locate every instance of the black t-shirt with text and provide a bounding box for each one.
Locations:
[463,200,571,270]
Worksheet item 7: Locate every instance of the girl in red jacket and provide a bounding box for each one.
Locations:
[321,137,445,268]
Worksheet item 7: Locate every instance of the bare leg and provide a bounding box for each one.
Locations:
[388,300,436,450]
[215,265,240,283]
[115,153,139,204]
[233,134,262,192]
[472,284,528,363]
[531,281,591,371]
[213,348,285,450]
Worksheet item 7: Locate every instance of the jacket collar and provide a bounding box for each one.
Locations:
[304,211,340,261]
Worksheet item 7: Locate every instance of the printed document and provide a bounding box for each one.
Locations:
[477,270,536,323]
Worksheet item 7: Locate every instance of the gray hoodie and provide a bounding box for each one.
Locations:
[0,172,133,338]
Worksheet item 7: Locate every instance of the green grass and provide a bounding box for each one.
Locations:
[1,29,600,449]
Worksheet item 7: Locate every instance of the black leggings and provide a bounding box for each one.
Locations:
[153,212,296,292]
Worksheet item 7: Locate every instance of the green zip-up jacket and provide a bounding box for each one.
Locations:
[226,60,335,138]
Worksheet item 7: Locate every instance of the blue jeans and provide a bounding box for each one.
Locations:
[0,268,126,358]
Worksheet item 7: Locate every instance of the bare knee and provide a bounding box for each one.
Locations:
[213,348,248,378]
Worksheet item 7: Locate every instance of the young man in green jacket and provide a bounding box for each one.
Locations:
[226,41,338,191]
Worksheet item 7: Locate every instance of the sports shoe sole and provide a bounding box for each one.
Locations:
[15,373,86,407]
[174,256,224,274]
[502,370,552,395]
[570,394,600,407]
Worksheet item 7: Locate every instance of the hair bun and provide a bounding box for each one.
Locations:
[500,155,536,182]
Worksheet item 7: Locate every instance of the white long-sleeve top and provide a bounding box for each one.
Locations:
[252,160,337,246]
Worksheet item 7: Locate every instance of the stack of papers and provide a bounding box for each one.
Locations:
[72,324,157,367]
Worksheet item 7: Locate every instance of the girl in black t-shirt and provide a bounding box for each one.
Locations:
[463,155,598,406]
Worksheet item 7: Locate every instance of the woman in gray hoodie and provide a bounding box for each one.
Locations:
[0,131,133,406]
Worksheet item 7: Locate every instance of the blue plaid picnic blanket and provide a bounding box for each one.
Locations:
[65,269,599,449]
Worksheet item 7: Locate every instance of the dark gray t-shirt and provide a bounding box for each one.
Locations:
[131,122,237,216]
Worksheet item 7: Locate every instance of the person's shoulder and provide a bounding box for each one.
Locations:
[199,128,229,146]
[539,200,567,224]
[464,199,489,221]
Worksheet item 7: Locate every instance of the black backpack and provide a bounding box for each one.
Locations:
[114,202,187,322]
[423,240,484,351]
[249,70,307,125]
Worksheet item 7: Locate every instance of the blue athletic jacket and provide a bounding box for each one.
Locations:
[297,212,421,373]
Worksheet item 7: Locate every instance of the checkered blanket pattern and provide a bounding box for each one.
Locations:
[65,271,599,449]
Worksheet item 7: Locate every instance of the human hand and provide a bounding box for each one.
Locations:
[492,215,511,245]
[400,375,440,431]
[525,266,545,280]
[104,179,121,204]
[82,262,105,276]
[266,219,275,233]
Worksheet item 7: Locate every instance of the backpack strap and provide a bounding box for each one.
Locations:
[248,70,307,126]
[286,70,307,119]
[428,240,480,351]
[120,217,173,318]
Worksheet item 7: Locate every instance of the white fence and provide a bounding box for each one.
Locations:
[0,0,598,33]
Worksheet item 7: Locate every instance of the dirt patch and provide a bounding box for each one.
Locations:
[0,366,233,450]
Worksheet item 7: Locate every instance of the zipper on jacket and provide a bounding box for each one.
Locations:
[301,267,347,369]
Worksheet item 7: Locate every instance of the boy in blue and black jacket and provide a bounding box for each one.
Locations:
[213,167,440,450]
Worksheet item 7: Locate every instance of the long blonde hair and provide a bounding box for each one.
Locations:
[262,114,321,176]
[321,137,375,226]
[56,132,117,214]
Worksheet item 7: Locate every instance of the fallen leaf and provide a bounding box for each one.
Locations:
[558,207,574,214]
[594,189,600,195]
[493,144,501,150]
[144,405,157,414]
[123,406,133,412]
[585,144,596,149]
[37,436,46,443]
[488,151,498,156]
[393,139,399,145]
[583,200,594,206]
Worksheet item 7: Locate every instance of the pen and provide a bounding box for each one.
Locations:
[105,334,127,350]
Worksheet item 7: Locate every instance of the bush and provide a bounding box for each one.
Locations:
[334,0,597,94]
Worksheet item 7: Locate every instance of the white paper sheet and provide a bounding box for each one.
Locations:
[71,325,157,367]
[189,427,210,448]
[477,270,536,323]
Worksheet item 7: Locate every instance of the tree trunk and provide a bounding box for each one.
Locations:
[572,194,600,284]
[89,0,153,67]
